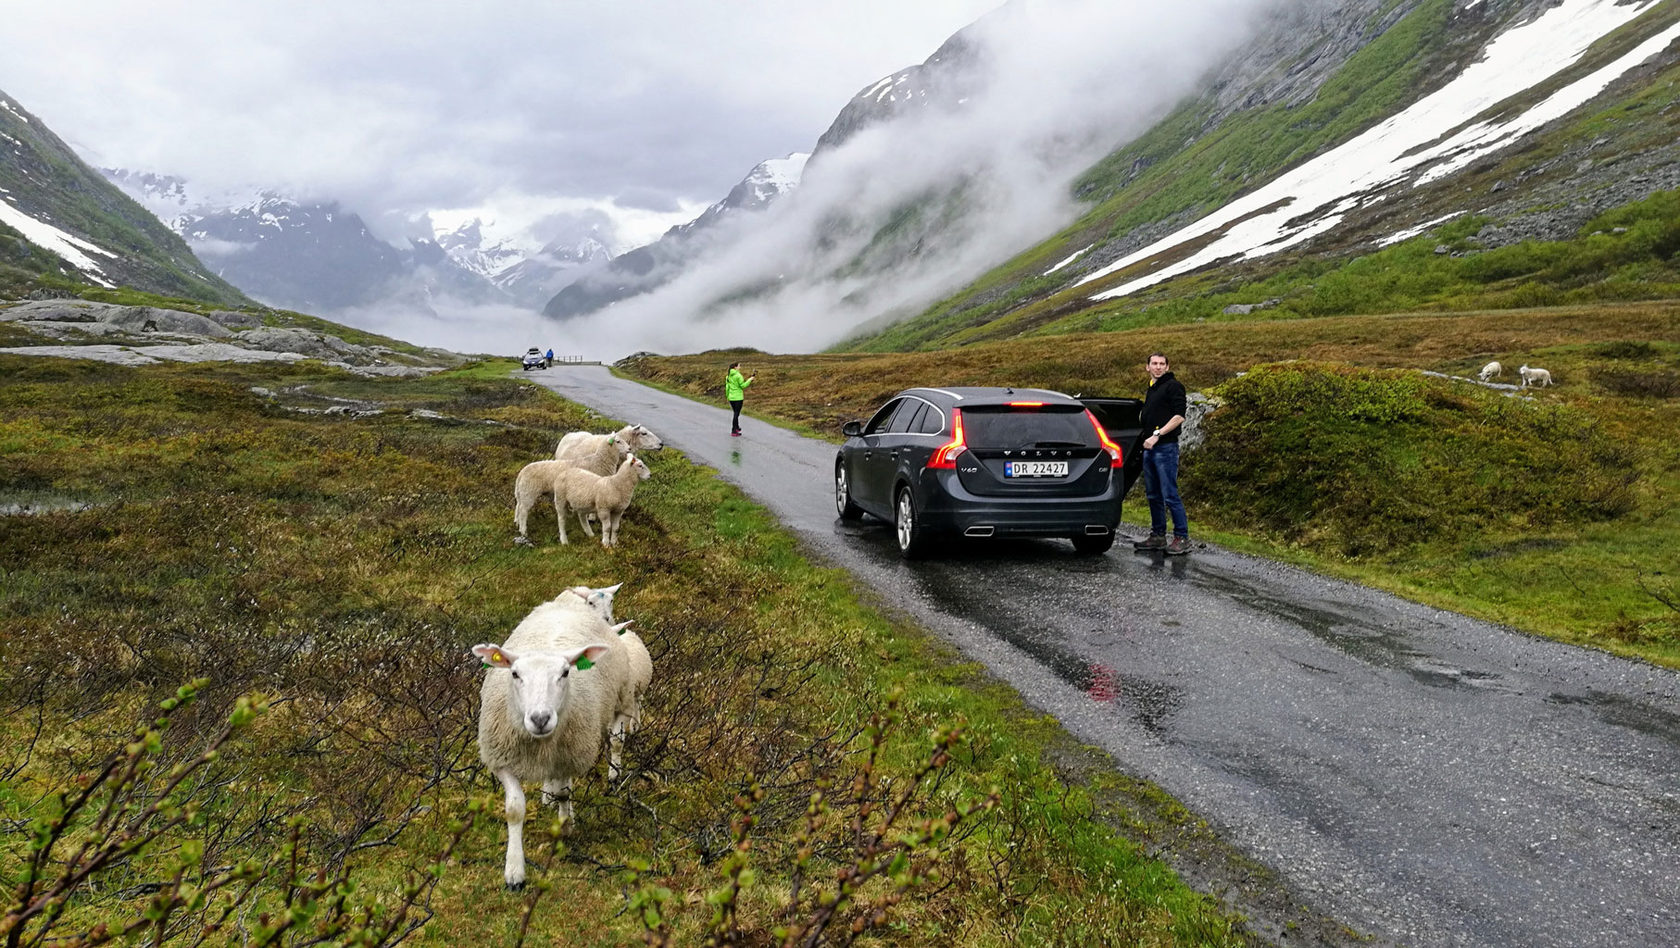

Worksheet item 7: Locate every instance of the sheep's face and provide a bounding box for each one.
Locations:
[627,425,663,451]
[565,583,622,622]
[473,642,612,739]
[630,457,651,481]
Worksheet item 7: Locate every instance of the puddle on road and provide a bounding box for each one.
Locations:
[1190,563,1511,692]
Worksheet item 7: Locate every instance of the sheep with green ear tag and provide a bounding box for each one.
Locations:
[471,591,631,889]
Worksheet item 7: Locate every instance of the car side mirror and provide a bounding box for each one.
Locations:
[842,421,863,438]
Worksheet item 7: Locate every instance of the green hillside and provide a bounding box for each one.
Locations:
[844,0,1680,352]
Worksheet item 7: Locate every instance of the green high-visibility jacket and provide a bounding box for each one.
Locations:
[726,368,753,401]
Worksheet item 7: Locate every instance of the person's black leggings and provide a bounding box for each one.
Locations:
[730,399,743,432]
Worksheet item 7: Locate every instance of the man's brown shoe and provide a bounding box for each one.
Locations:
[1165,536,1191,555]
[1133,534,1167,551]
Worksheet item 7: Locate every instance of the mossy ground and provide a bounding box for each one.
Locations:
[0,353,1266,945]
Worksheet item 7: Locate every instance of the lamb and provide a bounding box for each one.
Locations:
[605,619,652,780]
[1518,364,1553,388]
[514,459,610,542]
[564,582,622,621]
[1479,361,1503,382]
[553,424,663,474]
[472,592,632,887]
[555,454,651,547]
[564,584,649,778]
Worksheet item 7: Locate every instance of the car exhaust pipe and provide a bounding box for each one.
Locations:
[1085,525,1110,536]
[965,526,995,537]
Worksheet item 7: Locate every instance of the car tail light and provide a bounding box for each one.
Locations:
[1086,409,1122,463]
[927,408,966,469]
[1008,401,1044,407]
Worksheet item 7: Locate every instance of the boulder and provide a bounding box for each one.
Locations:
[233,327,376,364]
[0,300,233,337]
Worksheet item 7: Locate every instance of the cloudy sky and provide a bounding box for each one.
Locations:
[1,0,1000,248]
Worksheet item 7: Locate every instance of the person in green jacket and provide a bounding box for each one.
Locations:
[725,361,754,436]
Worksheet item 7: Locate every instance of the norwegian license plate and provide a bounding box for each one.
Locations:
[1004,460,1068,478]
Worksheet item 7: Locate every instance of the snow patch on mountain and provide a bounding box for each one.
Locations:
[0,196,116,285]
[1078,0,1673,303]
[1378,211,1466,247]
[746,153,809,205]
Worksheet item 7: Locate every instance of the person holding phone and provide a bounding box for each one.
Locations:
[725,361,755,436]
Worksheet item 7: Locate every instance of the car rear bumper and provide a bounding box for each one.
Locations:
[914,469,1121,538]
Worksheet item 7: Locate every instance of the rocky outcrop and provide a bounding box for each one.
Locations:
[0,299,448,375]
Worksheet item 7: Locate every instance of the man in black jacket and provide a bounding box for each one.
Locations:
[1134,352,1191,555]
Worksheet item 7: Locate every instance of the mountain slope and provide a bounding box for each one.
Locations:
[848,0,1680,351]
[0,91,249,305]
[541,153,808,320]
[105,172,518,315]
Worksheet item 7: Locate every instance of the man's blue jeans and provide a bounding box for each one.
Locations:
[1142,441,1188,539]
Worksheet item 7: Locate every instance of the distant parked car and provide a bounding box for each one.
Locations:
[834,387,1141,557]
[521,347,547,371]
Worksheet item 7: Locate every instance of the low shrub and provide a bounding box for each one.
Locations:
[1185,363,1641,556]
[1592,366,1680,399]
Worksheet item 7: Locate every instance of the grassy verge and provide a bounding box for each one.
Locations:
[618,308,1680,669]
[0,354,1268,945]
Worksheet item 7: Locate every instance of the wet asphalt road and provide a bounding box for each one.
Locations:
[529,366,1680,947]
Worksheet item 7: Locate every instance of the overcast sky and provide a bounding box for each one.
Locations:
[1,0,1001,248]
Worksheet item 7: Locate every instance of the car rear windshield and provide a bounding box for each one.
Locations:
[962,405,1095,449]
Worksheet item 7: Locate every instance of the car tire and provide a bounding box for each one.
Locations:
[1072,533,1116,556]
[895,486,930,559]
[835,463,864,521]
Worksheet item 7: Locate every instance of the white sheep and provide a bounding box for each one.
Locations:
[562,584,650,782]
[1479,361,1502,382]
[472,593,632,887]
[555,454,651,547]
[564,582,622,621]
[606,619,652,780]
[515,459,608,542]
[553,424,663,473]
[1518,364,1553,388]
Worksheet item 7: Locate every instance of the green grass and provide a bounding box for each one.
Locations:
[0,354,1263,946]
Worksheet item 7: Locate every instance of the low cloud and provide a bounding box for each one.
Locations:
[549,0,1279,360]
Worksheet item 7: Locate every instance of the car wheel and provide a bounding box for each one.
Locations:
[895,486,929,559]
[835,463,864,521]
[1072,533,1116,556]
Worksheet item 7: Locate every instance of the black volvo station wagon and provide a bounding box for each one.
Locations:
[835,387,1142,557]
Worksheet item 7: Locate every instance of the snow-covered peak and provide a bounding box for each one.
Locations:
[744,153,809,204]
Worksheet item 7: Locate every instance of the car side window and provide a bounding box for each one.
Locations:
[864,399,903,436]
[892,402,928,434]
[917,404,946,434]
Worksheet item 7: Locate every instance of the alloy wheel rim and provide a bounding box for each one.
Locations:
[897,493,912,549]
[835,468,847,515]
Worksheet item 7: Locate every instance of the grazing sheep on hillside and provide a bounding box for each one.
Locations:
[473,593,632,887]
[514,459,593,542]
[1518,364,1553,388]
[1479,361,1502,382]
[555,454,651,547]
[554,424,663,474]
